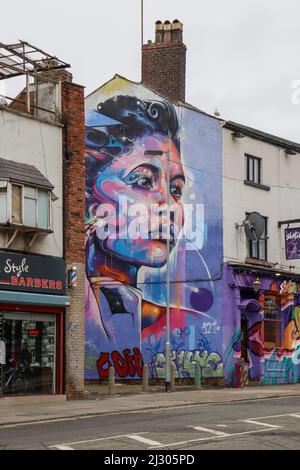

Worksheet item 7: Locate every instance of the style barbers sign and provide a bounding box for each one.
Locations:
[285,228,300,260]
[0,251,66,295]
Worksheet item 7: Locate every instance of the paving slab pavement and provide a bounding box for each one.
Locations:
[0,384,300,427]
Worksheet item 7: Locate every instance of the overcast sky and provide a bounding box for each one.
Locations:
[1,0,300,142]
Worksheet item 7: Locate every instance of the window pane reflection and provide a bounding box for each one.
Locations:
[3,317,56,395]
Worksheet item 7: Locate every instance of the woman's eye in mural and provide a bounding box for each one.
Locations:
[123,165,158,190]
[134,176,153,188]
[170,177,185,200]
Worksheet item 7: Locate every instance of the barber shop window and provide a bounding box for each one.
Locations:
[247,215,268,261]
[246,155,261,184]
[263,294,283,349]
[0,181,51,229]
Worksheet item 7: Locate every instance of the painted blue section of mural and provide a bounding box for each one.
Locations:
[140,107,224,379]
[84,82,224,380]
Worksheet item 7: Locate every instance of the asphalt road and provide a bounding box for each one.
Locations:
[1,396,300,450]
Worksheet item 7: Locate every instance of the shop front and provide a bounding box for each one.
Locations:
[224,264,300,386]
[0,251,69,396]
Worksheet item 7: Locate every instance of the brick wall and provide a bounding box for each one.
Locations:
[61,79,85,399]
[65,262,85,399]
[142,20,186,103]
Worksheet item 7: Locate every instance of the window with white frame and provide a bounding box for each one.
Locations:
[0,181,51,229]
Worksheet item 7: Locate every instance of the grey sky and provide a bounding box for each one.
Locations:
[1,0,300,142]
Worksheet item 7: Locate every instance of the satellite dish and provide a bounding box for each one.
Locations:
[244,212,265,241]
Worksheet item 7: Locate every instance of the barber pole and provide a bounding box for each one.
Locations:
[68,266,77,289]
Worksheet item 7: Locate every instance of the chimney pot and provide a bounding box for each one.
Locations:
[163,20,172,43]
[155,20,163,43]
[171,20,183,43]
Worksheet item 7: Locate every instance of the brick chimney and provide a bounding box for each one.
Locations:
[142,19,186,103]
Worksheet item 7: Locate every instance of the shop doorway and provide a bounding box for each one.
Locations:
[2,312,56,395]
[241,317,248,362]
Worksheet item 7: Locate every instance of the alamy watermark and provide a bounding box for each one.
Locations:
[86,196,205,250]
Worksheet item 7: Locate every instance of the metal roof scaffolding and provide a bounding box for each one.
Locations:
[0,40,70,81]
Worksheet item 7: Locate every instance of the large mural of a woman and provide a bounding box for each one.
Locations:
[85,89,223,380]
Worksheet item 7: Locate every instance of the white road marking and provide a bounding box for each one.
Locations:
[54,445,74,450]
[48,432,149,448]
[126,435,163,446]
[241,419,281,429]
[149,428,277,449]
[192,426,229,436]
[47,411,300,450]
[240,411,300,421]
[216,424,228,428]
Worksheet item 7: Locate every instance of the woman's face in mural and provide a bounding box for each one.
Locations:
[92,134,185,267]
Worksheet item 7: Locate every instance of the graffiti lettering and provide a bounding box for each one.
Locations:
[150,349,223,379]
[202,321,219,334]
[279,280,298,294]
[97,348,144,379]
[96,352,111,379]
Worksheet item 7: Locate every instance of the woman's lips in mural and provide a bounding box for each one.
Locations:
[149,224,176,244]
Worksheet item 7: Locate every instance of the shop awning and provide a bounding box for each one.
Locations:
[0,290,70,307]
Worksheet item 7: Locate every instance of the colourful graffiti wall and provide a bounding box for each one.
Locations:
[84,76,223,380]
[223,265,300,385]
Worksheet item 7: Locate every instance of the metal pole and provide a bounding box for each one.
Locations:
[108,367,115,396]
[26,74,30,114]
[165,150,171,392]
[143,148,171,392]
[170,364,175,392]
[142,364,149,392]
[194,363,201,389]
[34,67,38,118]
[141,0,144,49]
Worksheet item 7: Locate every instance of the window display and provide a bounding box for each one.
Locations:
[2,312,56,395]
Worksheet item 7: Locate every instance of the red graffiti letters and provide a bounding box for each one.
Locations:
[96,352,111,379]
[96,348,144,379]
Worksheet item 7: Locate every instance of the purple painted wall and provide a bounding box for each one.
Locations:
[222,264,300,385]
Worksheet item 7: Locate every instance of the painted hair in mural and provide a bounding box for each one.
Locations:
[85,88,223,380]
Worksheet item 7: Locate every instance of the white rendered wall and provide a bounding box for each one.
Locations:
[222,127,300,273]
[0,108,63,258]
